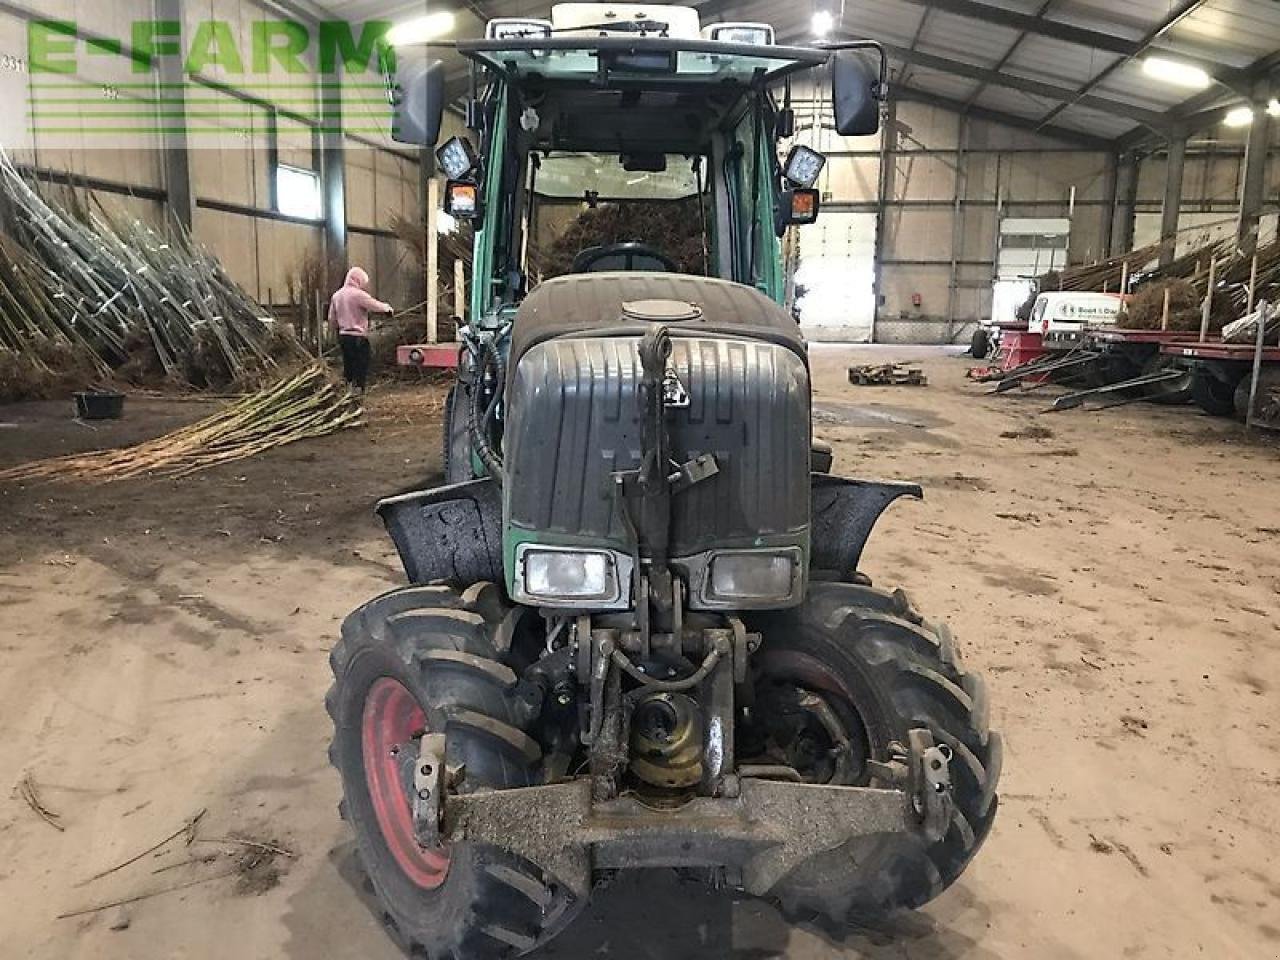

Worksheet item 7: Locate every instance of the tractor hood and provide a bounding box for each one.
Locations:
[508,273,806,376]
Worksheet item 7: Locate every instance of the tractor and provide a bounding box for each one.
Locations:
[326,5,1000,956]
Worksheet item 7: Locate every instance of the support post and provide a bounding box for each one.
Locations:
[1109,151,1137,257]
[1198,256,1216,344]
[946,115,968,344]
[1247,255,1259,316]
[1246,301,1270,433]
[453,259,466,336]
[871,97,897,344]
[426,175,440,345]
[1159,133,1186,269]
[321,66,348,294]
[1161,287,1171,331]
[155,0,193,232]
[1237,81,1273,255]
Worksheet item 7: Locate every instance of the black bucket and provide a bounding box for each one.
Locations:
[74,391,126,420]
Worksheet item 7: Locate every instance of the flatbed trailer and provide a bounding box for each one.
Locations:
[992,327,1200,400]
[1161,340,1280,417]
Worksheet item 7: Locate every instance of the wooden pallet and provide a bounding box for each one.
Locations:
[848,363,928,386]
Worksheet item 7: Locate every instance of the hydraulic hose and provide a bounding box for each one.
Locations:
[469,338,505,481]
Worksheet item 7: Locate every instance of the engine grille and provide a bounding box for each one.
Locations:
[504,335,811,556]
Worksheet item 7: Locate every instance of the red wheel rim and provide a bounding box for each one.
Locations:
[361,677,451,889]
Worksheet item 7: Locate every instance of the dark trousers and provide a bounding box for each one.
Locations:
[339,334,371,390]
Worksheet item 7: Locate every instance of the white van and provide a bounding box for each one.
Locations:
[1030,292,1129,349]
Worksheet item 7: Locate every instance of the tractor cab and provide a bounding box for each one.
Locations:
[393,3,884,323]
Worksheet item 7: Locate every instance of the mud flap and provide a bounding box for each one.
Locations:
[810,474,923,580]
[377,478,504,585]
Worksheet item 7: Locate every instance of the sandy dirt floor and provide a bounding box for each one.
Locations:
[1,348,1278,959]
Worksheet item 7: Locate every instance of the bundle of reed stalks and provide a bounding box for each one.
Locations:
[0,366,362,484]
[0,149,300,396]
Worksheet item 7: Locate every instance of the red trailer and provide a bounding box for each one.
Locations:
[1161,340,1280,417]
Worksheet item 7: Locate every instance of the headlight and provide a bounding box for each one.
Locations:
[709,551,797,602]
[522,549,618,602]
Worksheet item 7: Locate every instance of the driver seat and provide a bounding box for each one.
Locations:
[572,242,678,275]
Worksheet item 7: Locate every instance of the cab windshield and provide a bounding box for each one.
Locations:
[527,152,711,281]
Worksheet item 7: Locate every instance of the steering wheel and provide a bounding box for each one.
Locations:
[572,243,679,274]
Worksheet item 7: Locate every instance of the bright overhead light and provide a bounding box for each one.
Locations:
[1269,99,1280,118]
[812,11,835,38]
[1224,106,1254,128]
[386,11,456,46]
[1141,56,1210,90]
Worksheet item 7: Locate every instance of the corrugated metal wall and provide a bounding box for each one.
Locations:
[796,97,1279,344]
[796,97,1113,344]
[0,0,426,312]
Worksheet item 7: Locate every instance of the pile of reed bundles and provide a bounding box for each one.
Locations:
[0,149,300,400]
[1019,222,1280,333]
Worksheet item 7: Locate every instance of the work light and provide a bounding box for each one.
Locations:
[436,136,479,180]
[783,145,827,187]
[702,23,775,46]
[487,18,553,40]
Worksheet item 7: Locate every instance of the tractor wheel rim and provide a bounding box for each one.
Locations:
[753,650,872,784]
[361,677,451,889]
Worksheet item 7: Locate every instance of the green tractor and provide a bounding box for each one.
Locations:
[327,5,1000,955]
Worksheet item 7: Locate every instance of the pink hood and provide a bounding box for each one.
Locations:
[329,267,391,336]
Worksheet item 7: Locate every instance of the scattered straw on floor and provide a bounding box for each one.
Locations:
[0,365,362,484]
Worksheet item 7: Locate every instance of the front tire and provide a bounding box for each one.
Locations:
[327,584,574,958]
[744,582,1000,921]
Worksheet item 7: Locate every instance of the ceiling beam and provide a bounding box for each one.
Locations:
[878,42,1169,128]
[889,0,1227,78]
[1034,0,1211,130]
[1114,50,1280,150]
[893,86,1114,150]
[963,0,1052,108]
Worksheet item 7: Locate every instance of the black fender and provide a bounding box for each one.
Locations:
[378,474,921,589]
[810,474,922,580]
[377,478,503,585]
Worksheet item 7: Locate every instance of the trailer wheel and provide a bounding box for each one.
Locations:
[1192,370,1241,417]
[1234,368,1280,422]
[969,328,990,359]
[744,582,1000,922]
[1141,356,1194,405]
[328,585,575,958]
[443,385,476,484]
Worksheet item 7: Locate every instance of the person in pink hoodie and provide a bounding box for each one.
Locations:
[329,266,393,391]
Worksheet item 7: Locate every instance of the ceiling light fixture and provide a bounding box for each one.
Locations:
[386,11,456,46]
[1141,56,1210,90]
[1224,106,1254,128]
[812,11,835,39]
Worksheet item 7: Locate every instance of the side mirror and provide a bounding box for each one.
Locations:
[444,181,483,221]
[777,188,820,235]
[831,50,881,137]
[390,52,447,147]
